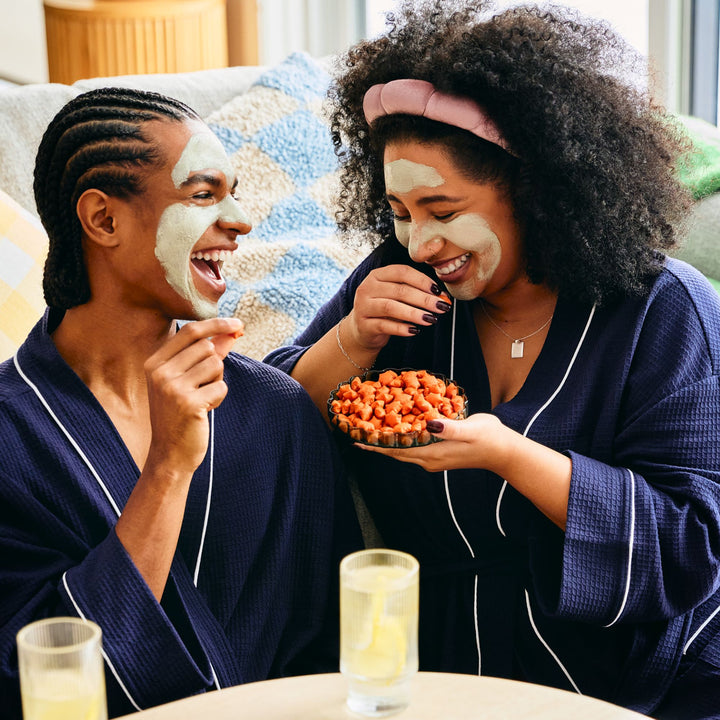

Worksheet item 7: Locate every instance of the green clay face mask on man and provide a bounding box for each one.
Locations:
[154,131,249,319]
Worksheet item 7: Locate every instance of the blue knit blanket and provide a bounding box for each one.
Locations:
[205,52,369,359]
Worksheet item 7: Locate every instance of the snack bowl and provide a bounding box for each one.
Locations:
[327,368,468,448]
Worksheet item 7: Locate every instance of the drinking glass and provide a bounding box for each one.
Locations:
[17,617,107,720]
[340,548,419,717]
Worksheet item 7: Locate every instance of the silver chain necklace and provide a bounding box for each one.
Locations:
[479,301,554,359]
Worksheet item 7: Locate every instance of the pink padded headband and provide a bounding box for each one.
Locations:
[363,79,514,155]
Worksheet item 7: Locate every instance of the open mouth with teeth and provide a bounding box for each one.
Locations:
[190,249,234,282]
[434,252,471,279]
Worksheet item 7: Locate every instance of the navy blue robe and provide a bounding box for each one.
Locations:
[0,309,361,718]
[265,245,720,717]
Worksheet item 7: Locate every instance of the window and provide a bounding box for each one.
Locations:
[262,0,716,126]
[365,0,649,54]
[689,0,720,124]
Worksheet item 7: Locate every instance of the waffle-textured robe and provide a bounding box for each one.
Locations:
[266,247,720,717]
[0,310,361,719]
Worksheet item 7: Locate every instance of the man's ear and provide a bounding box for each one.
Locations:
[76,189,119,247]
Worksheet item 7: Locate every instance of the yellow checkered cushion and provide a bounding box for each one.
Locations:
[0,189,47,361]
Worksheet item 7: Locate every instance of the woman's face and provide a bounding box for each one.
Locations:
[383,140,523,301]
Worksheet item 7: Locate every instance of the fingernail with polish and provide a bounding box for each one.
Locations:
[422,313,438,324]
[436,300,452,312]
[426,420,444,433]
[430,283,442,296]
[408,325,420,335]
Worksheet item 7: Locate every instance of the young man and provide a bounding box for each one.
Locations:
[0,88,360,718]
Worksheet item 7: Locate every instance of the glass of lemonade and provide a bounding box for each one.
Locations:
[340,548,419,717]
[17,617,107,720]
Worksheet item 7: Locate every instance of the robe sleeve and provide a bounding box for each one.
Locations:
[0,475,219,718]
[544,273,720,626]
[62,531,218,711]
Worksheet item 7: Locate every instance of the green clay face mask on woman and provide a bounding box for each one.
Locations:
[154,131,249,319]
[385,158,502,300]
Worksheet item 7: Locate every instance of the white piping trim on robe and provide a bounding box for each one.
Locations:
[490,302,596,695]
[16,353,223,698]
[604,469,636,627]
[14,353,122,518]
[63,571,143,712]
[525,589,583,694]
[444,302,482,675]
[495,303,597,536]
[683,602,720,655]
[194,409,215,586]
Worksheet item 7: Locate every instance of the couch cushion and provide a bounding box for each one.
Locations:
[73,64,265,124]
[0,65,266,216]
[677,114,720,200]
[0,55,361,362]
[0,188,47,360]
[675,192,720,281]
[205,52,370,360]
[0,84,80,214]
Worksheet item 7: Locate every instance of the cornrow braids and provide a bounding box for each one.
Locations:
[34,87,200,310]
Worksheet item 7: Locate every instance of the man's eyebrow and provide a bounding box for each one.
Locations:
[179,173,222,189]
[386,192,466,205]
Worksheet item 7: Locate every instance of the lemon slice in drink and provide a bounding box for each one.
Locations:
[352,614,407,680]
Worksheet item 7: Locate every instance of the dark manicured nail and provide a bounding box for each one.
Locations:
[408,325,420,335]
[430,283,442,296]
[422,313,438,324]
[436,300,452,312]
[426,420,444,433]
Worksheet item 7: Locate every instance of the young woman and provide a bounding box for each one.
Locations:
[0,88,360,719]
[265,2,720,717]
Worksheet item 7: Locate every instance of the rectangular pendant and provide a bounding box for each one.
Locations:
[511,340,524,359]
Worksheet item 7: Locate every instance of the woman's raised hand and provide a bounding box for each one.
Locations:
[348,264,452,352]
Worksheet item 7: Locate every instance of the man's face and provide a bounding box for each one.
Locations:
[152,122,251,319]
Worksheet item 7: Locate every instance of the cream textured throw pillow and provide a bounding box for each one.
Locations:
[205,52,370,360]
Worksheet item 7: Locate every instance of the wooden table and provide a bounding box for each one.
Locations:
[116,672,653,719]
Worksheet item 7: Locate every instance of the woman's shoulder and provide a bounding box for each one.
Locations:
[631,257,720,370]
[661,257,720,300]
[654,257,720,329]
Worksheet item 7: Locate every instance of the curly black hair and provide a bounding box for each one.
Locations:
[329,0,693,303]
[34,87,200,310]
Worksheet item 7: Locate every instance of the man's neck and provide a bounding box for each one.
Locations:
[50,302,176,400]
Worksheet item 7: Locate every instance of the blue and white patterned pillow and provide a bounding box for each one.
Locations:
[205,52,369,360]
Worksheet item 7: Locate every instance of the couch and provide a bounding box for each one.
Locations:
[1,52,719,364]
[0,52,371,361]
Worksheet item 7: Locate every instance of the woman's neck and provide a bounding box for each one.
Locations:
[479,281,558,327]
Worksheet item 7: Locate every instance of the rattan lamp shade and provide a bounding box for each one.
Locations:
[44,0,229,85]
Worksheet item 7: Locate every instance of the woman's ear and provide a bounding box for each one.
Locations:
[76,189,119,247]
